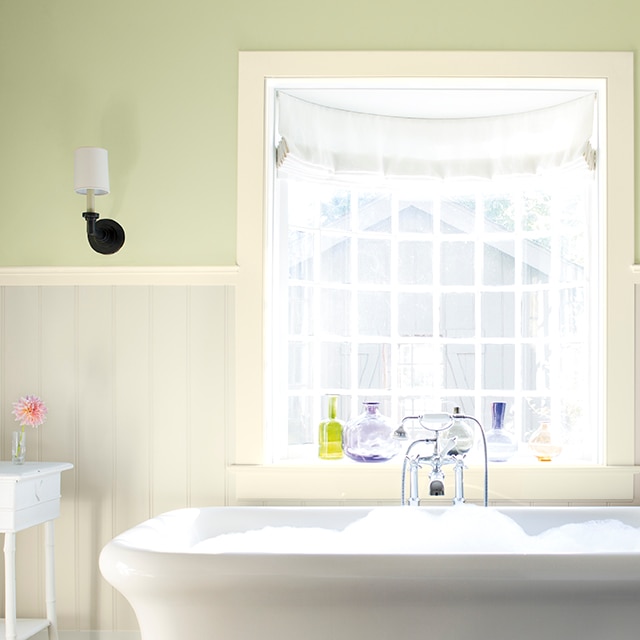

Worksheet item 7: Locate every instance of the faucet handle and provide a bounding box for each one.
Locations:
[438,436,457,456]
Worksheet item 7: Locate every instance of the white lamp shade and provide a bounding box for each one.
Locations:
[74,147,110,195]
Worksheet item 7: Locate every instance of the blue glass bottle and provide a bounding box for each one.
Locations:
[486,401,517,462]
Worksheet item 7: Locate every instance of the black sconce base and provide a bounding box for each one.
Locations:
[82,212,126,255]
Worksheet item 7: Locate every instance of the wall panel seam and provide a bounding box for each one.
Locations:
[74,285,81,629]
[111,286,118,629]
[148,286,154,517]
[186,287,192,507]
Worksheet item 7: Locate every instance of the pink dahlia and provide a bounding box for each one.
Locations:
[12,395,48,428]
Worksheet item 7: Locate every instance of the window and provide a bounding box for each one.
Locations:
[234,52,635,503]
[273,168,597,463]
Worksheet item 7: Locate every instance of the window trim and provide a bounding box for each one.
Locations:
[234,50,637,503]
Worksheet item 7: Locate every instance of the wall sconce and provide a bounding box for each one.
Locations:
[74,147,125,254]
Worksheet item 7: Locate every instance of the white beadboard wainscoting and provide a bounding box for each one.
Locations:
[0,269,235,634]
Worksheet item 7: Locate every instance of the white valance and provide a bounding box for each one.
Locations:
[276,91,596,181]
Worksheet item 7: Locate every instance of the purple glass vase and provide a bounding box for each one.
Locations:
[343,401,400,463]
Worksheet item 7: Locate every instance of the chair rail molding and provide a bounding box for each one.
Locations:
[0,266,239,286]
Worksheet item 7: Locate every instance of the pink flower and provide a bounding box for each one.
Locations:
[12,395,48,428]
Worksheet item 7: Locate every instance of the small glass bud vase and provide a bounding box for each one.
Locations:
[486,401,517,462]
[318,395,344,460]
[343,401,400,463]
[12,430,26,465]
[528,421,562,462]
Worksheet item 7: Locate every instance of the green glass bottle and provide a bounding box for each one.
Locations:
[318,395,344,460]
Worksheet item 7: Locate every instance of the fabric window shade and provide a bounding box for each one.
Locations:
[276,91,596,181]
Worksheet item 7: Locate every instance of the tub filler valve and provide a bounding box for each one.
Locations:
[395,409,488,507]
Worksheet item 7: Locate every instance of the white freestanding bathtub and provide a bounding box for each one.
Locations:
[99,506,640,640]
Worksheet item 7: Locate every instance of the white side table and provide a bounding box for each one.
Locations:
[0,462,73,640]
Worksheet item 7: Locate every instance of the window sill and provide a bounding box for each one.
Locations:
[228,463,639,504]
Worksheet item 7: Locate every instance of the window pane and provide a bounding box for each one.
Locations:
[359,192,391,232]
[358,291,390,336]
[398,292,433,337]
[320,188,351,230]
[398,240,432,284]
[441,241,474,285]
[522,241,550,284]
[289,230,314,280]
[399,200,433,232]
[521,290,550,338]
[320,288,350,335]
[559,237,585,282]
[443,344,475,389]
[483,241,515,285]
[321,234,350,283]
[398,343,440,388]
[441,293,475,338]
[358,343,391,389]
[289,285,313,335]
[287,182,318,227]
[288,341,311,388]
[321,342,351,388]
[482,344,515,389]
[484,195,515,232]
[559,288,585,336]
[358,238,391,284]
[523,191,551,233]
[288,395,313,445]
[522,343,551,390]
[482,292,514,338]
[441,196,475,234]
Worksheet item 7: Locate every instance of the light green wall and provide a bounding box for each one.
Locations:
[0,0,637,266]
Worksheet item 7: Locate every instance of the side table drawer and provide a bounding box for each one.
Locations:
[0,474,61,509]
[0,474,62,531]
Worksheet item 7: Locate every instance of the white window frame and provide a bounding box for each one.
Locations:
[232,51,636,504]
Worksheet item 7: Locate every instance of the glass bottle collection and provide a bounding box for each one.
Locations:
[318,397,556,463]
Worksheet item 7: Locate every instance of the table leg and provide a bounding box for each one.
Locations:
[44,521,58,640]
[4,532,16,640]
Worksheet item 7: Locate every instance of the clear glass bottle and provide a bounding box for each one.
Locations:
[318,395,344,460]
[444,407,475,455]
[486,401,518,462]
[343,401,400,463]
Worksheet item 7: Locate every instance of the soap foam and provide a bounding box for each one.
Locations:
[190,506,640,555]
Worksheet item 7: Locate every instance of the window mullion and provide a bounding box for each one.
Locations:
[349,189,359,419]
[389,190,400,424]
[474,189,483,419]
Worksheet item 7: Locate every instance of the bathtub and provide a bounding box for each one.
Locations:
[99,506,640,640]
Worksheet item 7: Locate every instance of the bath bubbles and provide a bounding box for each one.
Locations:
[189,505,640,555]
[192,525,341,554]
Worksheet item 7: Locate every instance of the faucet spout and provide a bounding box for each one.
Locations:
[429,479,445,496]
